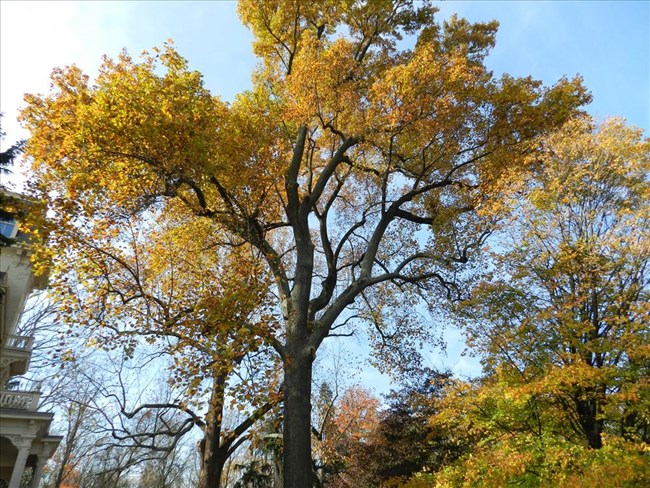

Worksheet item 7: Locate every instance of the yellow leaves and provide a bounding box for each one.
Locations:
[286,35,365,130]
[431,402,650,487]
[238,0,309,70]
[433,115,650,486]
[368,38,489,140]
[531,117,649,210]
[23,43,229,222]
[219,88,290,218]
[439,15,498,59]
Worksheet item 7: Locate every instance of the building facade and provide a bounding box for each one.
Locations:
[0,190,61,488]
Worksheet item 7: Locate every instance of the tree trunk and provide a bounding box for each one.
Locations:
[198,434,226,488]
[198,420,224,488]
[576,396,603,449]
[198,376,227,488]
[283,350,314,488]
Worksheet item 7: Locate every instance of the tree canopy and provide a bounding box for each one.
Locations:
[430,117,650,487]
[20,1,592,485]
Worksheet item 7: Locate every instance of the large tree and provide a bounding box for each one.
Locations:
[21,1,589,485]
[460,117,649,448]
[430,117,649,486]
[39,208,279,487]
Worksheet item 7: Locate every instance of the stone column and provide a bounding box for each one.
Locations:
[29,456,47,488]
[8,437,32,488]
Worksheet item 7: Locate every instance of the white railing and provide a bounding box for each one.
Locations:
[4,335,34,352]
[0,389,41,410]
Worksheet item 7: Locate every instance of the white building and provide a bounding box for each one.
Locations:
[0,190,61,488]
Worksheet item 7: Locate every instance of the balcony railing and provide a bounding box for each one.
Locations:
[0,389,41,410]
[5,335,34,352]
[4,334,35,352]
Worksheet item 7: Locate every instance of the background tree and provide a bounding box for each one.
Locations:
[309,370,463,488]
[15,288,254,488]
[21,314,199,488]
[49,210,279,488]
[0,114,24,182]
[21,1,590,485]
[232,404,284,488]
[430,117,650,486]
[313,385,380,487]
[361,370,463,486]
[39,363,202,488]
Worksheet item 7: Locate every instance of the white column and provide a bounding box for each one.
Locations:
[29,456,47,488]
[8,440,31,488]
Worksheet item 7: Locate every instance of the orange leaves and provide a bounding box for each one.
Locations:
[312,384,381,484]
[333,386,380,440]
[286,36,366,131]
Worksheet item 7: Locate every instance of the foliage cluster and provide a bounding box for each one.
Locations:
[12,1,647,487]
[403,118,650,486]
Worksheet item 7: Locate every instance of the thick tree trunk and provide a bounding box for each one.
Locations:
[283,350,314,488]
[198,432,226,488]
[198,376,227,488]
[198,417,225,488]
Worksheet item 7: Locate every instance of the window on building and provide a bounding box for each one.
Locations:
[0,218,16,238]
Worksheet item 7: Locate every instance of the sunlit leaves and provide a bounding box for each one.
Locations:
[19,2,599,483]
[427,117,650,485]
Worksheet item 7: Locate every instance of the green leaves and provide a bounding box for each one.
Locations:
[427,117,650,485]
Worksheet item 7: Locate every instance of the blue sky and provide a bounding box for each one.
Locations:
[1,0,648,388]
[1,1,648,143]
